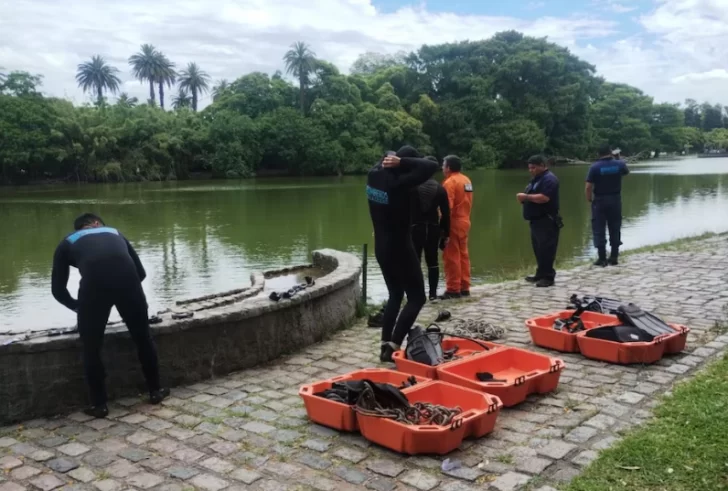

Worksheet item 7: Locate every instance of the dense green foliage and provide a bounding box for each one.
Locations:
[1,31,726,184]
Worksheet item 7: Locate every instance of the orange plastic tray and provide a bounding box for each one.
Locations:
[435,348,565,407]
[663,324,690,354]
[575,331,667,364]
[299,369,429,431]
[526,310,621,353]
[355,381,499,455]
[393,337,501,379]
[402,381,502,438]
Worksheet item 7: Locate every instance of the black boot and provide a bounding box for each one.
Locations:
[149,388,170,405]
[608,248,619,266]
[84,404,109,419]
[593,248,608,267]
[428,268,439,301]
[380,342,397,363]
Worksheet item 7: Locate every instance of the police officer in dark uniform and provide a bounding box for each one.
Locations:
[52,213,168,418]
[517,155,561,288]
[585,144,630,266]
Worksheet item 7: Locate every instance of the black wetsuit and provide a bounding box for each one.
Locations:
[411,180,450,299]
[367,155,439,347]
[51,226,160,406]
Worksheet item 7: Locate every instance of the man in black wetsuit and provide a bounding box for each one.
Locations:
[411,157,450,301]
[52,213,168,418]
[367,146,439,362]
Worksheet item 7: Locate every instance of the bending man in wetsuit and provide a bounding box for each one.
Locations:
[52,214,168,418]
[411,157,450,301]
[368,146,439,362]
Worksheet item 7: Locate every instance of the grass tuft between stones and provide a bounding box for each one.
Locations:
[567,352,728,491]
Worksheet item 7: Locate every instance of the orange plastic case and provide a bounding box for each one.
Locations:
[663,324,690,354]
[436,347,564,407]
[299,368,429,431]
[525,310,619,352]
[355,381,502,455]
[393,337,501,379]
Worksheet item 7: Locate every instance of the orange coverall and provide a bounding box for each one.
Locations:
[442,172,473,293]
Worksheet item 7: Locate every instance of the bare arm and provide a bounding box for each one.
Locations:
[585,182,593,203]
[524,193,550,204]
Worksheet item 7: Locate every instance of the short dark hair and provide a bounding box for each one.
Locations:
[598,143,613,157]
[424,155,438,163]
[74,213,104,231]
[396,145,422,159]
[444,155,462,172]
[528,155,546,166]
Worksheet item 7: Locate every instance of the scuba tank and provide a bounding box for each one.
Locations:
[405,325,445,366]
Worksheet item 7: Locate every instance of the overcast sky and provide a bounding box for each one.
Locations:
[2,0,727,109]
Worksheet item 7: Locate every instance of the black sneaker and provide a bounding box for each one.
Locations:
[83,404,109,419]
[149,388,170,405]
[380,344,395,363]
[608,256,619,266]
[593,258,608,267]
[460,291,470,297]
[439,291,461,300]
[525,276,540,283]
[536,278,555,288]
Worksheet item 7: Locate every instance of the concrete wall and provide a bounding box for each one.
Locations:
[0,249,361,424]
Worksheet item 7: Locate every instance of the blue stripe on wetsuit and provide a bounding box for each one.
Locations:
[599,166,621,175]
[66,227,119,244]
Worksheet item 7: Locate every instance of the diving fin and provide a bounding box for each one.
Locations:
[616,304,674,337]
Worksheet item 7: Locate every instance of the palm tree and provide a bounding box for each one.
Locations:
[156,53,176,110]
[177,62,210,111]
[116,93,138,108]
[212,79,229,101]
[284,42,317,114]
[129,44,160,106]
[172,89,191,110]
[75,55,122,104]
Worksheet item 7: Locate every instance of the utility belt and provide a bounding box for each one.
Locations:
[530,214,564,229]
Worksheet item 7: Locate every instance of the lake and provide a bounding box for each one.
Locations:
[2,156,728,331]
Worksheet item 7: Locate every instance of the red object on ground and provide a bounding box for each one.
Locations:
[436,347,565,407]
[663,324,690,354]
[299,368,429,431]
[356,381,500,455]
[525,310,620,352]
[575,331,671,364]
[393,337,501,379]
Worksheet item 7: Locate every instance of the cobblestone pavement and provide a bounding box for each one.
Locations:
[2,237,728,491]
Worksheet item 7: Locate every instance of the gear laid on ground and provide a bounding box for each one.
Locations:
[440,318,505,341]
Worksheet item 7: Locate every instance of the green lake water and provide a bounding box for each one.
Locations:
[2,156,728,331]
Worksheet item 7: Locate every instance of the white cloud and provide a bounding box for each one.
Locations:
[0,0,615,108]
[0,0,727,108]
[672,69,728,84]
[525,1,546,10]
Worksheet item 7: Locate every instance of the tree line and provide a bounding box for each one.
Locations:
[1,31,726,184]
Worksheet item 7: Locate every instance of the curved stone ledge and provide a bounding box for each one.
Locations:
[0,249,361,423]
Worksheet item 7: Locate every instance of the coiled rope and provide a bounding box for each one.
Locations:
[353,383,462,426]
[440,318,505,341]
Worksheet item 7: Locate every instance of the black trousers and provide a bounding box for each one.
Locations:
[376,238,426,347]
[591,195,622,254]
[77,280,160,405]
[411,223,440,298]
[530,217,560,281]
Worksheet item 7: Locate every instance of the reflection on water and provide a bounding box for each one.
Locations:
[1,157,727,331]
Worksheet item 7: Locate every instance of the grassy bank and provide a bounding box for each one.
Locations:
[567,351,728,491]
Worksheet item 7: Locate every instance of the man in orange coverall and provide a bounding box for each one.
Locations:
[441,155,473,299]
